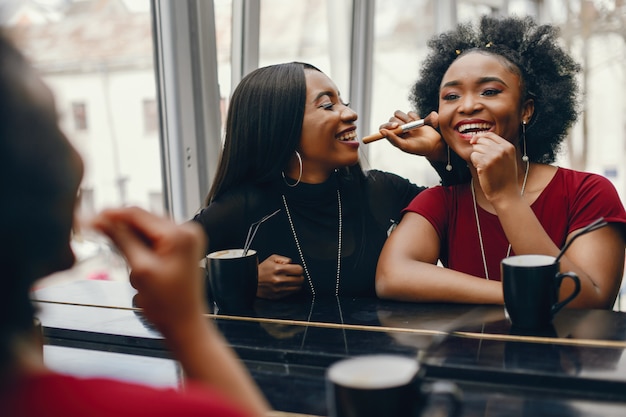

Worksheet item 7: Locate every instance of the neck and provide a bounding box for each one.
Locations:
[285,169,333,185]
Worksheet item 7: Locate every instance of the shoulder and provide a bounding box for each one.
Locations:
[214,183,271,205]
[364,169,410,183]
[552,167,626,229]
[405,184,448,207]
[193,183,274,223]
[556,166,608,183]
[554,167,621,195]
[363,169,426,195]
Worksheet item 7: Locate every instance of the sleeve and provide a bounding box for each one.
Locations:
[366,169,425,206]
[363,170,426,230]
[568,172,626,234]
[402,185,449,240]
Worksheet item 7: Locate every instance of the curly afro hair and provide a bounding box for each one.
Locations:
[410,15,581,166]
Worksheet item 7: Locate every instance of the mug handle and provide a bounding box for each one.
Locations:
[551,272,581,315]
[419,380,463,417]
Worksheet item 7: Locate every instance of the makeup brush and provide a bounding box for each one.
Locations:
[362,112,437,144]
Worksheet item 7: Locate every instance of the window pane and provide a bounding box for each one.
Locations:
[7,0,162,213]
[369,0,441,186]
[258,0,352,98]
[215,0,233,136]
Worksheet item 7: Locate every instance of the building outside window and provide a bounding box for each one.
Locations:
[142,98,158,135]
[71,101,88,131]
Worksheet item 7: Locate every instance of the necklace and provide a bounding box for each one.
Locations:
[471,161,529,280]
[282,189,342,296]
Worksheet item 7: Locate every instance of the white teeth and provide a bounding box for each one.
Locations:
[337,130,357,141]
[458,123,492,133]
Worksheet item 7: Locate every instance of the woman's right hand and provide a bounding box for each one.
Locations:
[379,110,445,161]
[257,255,305,299]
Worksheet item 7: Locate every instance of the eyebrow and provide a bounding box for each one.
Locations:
[312,90,337,103]
[442,76,508,89]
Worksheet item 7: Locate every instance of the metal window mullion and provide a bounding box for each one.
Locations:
[349,0,374,157]
[151,0,221,223]
[231,0,260,92]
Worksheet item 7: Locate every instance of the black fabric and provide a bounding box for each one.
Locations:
[193,170,424,298]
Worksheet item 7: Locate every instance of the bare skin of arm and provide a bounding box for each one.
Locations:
[257,255,305,299]
[92,207,270,417]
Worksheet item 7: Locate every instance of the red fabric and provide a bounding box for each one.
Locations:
[404,167,626,281]
[1,372,250,417]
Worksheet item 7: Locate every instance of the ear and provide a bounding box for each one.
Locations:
[521,98,534,124]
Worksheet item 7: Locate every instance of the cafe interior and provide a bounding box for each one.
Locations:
[6,0,626,415]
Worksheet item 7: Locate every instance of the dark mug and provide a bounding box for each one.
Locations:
[502,254,580,330]
[206,249,258,314]
[326,354,461,417]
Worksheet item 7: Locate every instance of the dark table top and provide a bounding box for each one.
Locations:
[33,280,626,415]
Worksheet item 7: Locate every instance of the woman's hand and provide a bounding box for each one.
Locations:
[91,207,207,336]
[257,255,305,299]
[469,132,522,203]
[378,110,446,161]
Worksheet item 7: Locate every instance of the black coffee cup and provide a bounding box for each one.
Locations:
[206,249,258,314]
[502,254,580,330]
[326,354,461,417]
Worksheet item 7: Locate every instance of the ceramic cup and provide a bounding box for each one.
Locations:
[502,254,581,330]
[326,354,461,417]
[206,249,258,314]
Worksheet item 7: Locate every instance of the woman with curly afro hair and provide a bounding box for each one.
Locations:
[375,15,626,309]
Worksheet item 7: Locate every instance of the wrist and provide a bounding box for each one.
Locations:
[159,312,211,347]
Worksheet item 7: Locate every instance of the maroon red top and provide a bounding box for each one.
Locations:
[404,167,626,281]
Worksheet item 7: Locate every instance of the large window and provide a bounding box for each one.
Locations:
[4,0,626,306]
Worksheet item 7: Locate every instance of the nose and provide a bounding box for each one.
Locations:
[341,104,358,122]
[458,94,481,115]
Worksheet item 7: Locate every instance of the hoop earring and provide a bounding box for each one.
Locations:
[282,151,302,187]
[445,146,452,172]
[521,121,529,162]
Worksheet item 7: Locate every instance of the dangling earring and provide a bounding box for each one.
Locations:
[521,121,529,162]
[446,146,453,172]
[282,151,303,187]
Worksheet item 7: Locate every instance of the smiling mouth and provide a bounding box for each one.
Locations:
[457,122,492,135]
[336,130,357,141]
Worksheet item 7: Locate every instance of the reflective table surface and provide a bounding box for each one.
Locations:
[33,280,626,415]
